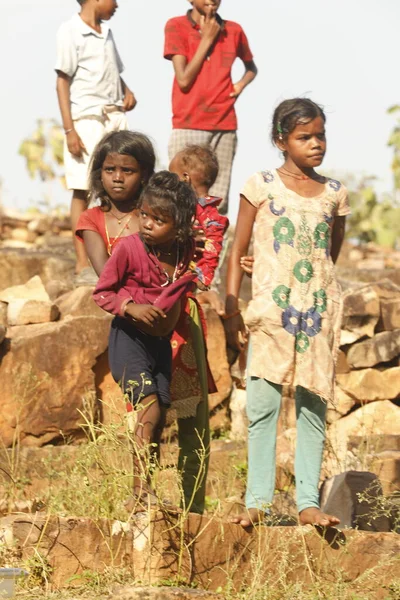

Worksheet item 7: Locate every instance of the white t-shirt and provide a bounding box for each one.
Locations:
[55,14,124,120]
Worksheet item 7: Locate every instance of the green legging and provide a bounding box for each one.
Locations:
[177,299,210,514]
[245,365,327,513]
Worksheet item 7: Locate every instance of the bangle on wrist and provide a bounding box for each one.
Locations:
[221,309,241,321]
[64,128,74,135]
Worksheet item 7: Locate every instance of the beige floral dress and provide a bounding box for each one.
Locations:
[242,169,351,403]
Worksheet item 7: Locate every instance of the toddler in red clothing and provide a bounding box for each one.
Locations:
[169,144,228,314]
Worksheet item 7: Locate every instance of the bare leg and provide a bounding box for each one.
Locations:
[70,189,89,273]
[130,394,163,504]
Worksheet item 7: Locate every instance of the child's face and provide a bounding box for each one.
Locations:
[278,117,326,168]
[169,155,190,184]
[190,0,221,16]
[101,153,142,204]
[139,200,177,247]
[96,0,118,21]
[169,154,203,194]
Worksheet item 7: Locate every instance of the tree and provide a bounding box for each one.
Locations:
[346,175,400,248]
[387,104,400,193]
[19,119,65,186]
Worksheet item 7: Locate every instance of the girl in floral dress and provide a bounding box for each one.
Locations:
[225,98,350,528]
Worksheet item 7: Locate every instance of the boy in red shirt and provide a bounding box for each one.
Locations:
[164,0,257,215]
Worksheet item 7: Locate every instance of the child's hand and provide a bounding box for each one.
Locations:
[240,255,254,277]
[125,303,166,327]
[230,81,245,99]
[66,129,87,158]
[223,312,248,351]
[200,9,221,44]
[197,290,225,316]
[123,88,137,111]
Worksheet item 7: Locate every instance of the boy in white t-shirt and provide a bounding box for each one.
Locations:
[56,0,136,278]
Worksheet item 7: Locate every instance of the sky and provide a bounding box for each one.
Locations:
[1,0,399,222]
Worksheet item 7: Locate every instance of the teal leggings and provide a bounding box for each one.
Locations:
[245,373,327,513]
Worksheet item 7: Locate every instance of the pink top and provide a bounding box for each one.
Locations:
[93,232,197,317]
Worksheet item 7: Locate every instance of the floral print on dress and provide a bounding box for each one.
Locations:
[262,170,275,183]
[328,179,341,192]
[242,169,351,403]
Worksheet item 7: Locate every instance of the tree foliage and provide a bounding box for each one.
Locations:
[387,104,400,192]
[346,175,400,248]
[18,119,65,186]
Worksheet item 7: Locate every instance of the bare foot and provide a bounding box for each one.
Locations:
[299,507,340,528]
[229,507,266,528]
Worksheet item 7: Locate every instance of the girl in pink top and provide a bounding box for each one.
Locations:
[94,171,198,509]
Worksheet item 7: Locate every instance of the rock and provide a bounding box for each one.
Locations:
[348,434,400,454]
[0,315,111,446]
[381,297,400,331]
[341,286,380,339]
[94,350,125,428]
[336,349,350,374]
[56,286,106,319]
[346,329,400,368]
[320,471,391,531]
[279,386,296,432]
[111,588,223,600]
[2,513,399,593]
[370,451,400,495]
[229,386,247,441]
[336,367,400,402]
[44,279,74,302]
[27,216,51,235]
[7,299,59,326]
[0,275,49,303]
[341,315,379,340]
[342,286,380,319]
[327,387,356,424]
[327,401,400,469]
[357,258,386,270]
[201,306,232,411]
[0,248,74,292]
[10,228,37,244]
[340,328,367,345]
[1,239,35,249]
[0,325,5,345]
[0,303,7,327]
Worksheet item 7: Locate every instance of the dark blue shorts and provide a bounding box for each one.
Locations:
[108,317,172,407]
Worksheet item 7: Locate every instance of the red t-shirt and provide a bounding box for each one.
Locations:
[75,206,119,249]
[164,11,253,131]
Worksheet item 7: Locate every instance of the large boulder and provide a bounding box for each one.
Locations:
[0,275,50,303]
[346,329,400,369]
[56,286,105,319]
[0,315,111,447]
[380,297,400,331]
[7,299,59,326]
[3,513,399,593]
[327,401,400,470]
[200,305,232,411]
[336,367,400,403]
[320,471,391,531]
[0,249,74,292]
